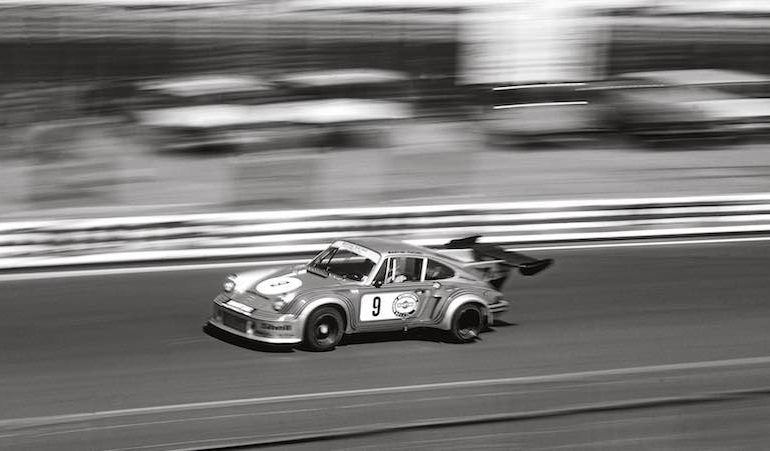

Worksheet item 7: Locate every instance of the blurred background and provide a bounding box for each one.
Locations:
[1,0,769,218]
[2,4,770,450]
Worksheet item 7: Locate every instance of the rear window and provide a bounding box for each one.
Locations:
[426,259,455,281]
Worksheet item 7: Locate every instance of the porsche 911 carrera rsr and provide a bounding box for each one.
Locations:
[207,236,552,351]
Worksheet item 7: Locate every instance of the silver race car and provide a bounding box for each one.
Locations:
[207,236,552,351]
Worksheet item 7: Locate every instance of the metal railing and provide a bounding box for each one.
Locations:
[2,193,770,269]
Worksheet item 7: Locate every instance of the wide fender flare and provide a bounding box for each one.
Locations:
[438,294,492,331]
[296,297,355,334]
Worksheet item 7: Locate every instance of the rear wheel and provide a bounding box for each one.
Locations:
[447,304,484,343]
[303,307,344,352]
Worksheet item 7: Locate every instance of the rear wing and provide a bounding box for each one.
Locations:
[446,236,553,277]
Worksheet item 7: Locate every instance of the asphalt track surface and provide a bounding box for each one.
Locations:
[1,241,770,450]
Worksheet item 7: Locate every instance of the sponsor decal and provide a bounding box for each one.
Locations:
[258,322,292,331]
[392,293,419,319]
[256,276,302,296]
[251,322,293,338]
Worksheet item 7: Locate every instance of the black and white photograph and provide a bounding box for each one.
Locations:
[1,0,769,449]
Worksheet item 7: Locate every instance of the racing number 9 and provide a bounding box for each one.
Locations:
[372,296,381,316]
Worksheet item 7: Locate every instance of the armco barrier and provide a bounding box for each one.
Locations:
[2,193,770,270]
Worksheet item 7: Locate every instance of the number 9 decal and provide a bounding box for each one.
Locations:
[360,293,401,321]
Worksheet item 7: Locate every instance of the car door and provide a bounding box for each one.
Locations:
[354,256,432,332]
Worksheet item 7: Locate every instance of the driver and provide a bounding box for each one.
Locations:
[386,258,408,284]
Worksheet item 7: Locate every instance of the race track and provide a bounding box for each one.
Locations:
[1,240,769,450]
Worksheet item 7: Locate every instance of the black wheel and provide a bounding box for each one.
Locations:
[303,307,344,352]
[447,304,484,343]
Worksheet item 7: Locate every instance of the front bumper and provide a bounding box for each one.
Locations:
[208,302,302,345]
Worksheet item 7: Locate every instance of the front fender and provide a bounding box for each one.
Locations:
[296,297,355,334]
[438,294,491,331]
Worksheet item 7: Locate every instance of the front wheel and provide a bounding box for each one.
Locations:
[447,304,484,343]
[303,307,344,352]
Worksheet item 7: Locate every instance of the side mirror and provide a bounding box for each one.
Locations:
[373,279,383,288]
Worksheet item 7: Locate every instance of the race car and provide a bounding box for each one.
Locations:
[207,236,552,351]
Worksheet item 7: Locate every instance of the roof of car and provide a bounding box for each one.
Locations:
[342,237,435,256]
[274,69,409,87]
[137,74,272,97]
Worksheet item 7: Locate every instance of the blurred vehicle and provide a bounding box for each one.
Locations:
[598,69,770,144]
[133,71,413,151]
[134,74,280,107]
[131,74,297,151]
[208,236,552,351]
[478,82,604,147]
[271,69,415,147]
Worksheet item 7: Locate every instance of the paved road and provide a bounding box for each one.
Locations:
[1,241,769,449]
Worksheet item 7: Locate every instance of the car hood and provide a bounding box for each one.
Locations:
[229,264,346,309]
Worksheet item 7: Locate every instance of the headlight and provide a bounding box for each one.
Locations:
[272,300,286,311]
[222,275,237,293]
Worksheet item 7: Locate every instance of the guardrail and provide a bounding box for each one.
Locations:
[2,193,770,270]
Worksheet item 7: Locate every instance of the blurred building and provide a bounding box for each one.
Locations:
[0,1,766,87]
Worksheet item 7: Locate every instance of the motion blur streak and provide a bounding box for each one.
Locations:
[0,263,293,282]
[514,235,770,251]
[493,101,589,109]
[8,195,770,270]
[3,234,770,282]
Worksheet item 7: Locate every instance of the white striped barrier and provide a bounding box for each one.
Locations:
[2,193,770,269]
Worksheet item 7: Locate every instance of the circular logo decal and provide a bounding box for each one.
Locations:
[256,276,302,296]
[392,293,419,319]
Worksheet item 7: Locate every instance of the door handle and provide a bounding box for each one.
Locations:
[414,289,425,294]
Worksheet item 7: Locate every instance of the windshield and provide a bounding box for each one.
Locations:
[307,242,379,281]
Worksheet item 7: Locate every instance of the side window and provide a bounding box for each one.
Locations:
[377,257,425,284]
[426,259,455,281]
[373,262,388,285]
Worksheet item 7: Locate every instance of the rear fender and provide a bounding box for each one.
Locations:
[438,294,491,331]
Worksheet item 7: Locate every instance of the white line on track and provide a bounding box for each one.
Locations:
[3,392,520,440]
[2,235,770,282]
[3,408,323,441]
[1,355,769,430]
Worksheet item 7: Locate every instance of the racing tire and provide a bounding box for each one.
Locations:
[303,307,344,352]
[447,304,484,344]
